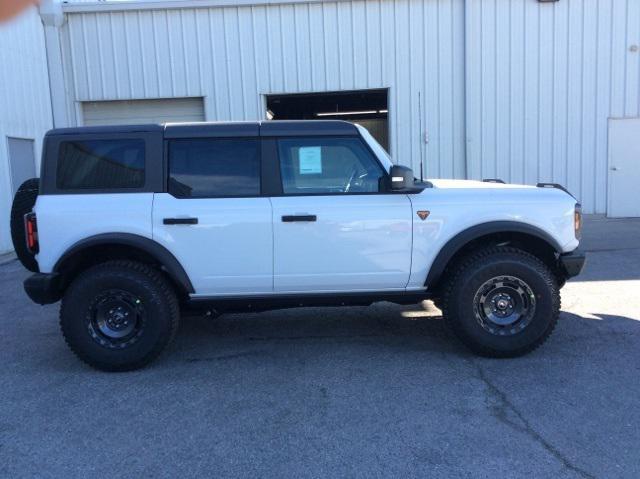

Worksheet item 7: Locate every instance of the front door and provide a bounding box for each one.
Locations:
[153,137,273,296]
[270,136,412,292]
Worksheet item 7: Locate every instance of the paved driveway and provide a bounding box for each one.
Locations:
[1,217,639,478]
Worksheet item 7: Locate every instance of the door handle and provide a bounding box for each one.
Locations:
[163,217,198,225]
[282,215,317,222]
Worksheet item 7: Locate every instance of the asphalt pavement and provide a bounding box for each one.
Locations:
[1,216,639,478]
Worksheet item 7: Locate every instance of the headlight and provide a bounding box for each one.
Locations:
[574,203,582,240]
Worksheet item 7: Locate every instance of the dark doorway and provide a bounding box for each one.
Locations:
[265,89,389,151]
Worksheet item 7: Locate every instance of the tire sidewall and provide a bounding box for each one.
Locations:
[449,253,557,354]
[10,178,40,272]
[61,265,174,370]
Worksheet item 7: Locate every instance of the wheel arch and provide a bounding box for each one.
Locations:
[54,233,194,298]
[425,221,563,290]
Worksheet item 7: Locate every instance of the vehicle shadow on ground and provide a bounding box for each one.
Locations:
[172,301,461,361]
[168,302,639,365]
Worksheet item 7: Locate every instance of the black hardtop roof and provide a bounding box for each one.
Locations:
[46,120,359,138]
[45,124,164,136]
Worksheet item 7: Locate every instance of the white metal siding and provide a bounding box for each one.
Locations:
[0,7,53,253]
[82,98,205,125]
[466,0,640,214]
[52,0,640,214]
[60,0,467,180]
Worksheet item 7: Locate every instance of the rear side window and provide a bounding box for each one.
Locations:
[57,139,145,190]
[168,138,260,198]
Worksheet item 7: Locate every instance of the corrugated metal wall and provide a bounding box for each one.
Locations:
[0,7,53,253]
[61,0,467,179]
[56,0,640,214]
[466,0,640,214]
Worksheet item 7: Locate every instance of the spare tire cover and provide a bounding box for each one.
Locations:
[10,178,40,272]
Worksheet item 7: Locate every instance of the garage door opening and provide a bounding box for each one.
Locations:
[82,98,205,126]
[265,89,389,152]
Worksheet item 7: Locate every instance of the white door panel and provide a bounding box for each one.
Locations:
[608,118,640,217]
[271,195,412,292]
[35,193,154,273]
[152,193,273,295]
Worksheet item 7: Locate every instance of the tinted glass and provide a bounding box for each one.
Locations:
[278,137,384,195]
[168,139,260,198]
[57,139,145,189]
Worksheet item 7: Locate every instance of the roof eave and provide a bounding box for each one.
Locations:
[62,0,352,14]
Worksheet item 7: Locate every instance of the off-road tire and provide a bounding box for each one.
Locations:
[441,246,560,357]
[10,178,39,272]
[60,261,180,371]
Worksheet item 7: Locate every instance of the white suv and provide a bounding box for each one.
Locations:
[11,120,585,371]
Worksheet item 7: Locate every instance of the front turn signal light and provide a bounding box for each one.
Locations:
[574,203,582,240]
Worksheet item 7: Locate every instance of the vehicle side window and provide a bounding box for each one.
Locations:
[168,138,260,198]
[277,137,385,195]
[57,139,145,189]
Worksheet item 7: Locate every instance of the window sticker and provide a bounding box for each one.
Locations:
[298,146,322,175]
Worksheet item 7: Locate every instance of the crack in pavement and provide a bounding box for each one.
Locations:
[184,349,269,362]
[472,361,596,479]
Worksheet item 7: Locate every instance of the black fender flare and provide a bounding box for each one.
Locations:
[54,233,195,294]
[425,221,563,288]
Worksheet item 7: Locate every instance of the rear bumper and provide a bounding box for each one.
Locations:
[559,249,586,279]
[24,273,62,305]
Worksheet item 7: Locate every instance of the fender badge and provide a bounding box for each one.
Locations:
[417,210,430,221]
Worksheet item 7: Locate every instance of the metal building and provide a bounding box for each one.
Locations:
[0,7,53,254]
[1,0,639,254]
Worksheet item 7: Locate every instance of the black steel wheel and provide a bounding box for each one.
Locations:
[60,261,180,371]
[441,246,560,357]
[473,275,536,336]
[87,289,147,349]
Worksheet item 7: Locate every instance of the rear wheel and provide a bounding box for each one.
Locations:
[10,178,39,272]
[441,246,560,357]
[60,261,180,371]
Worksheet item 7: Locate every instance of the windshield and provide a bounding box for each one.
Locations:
[355,124,393,172]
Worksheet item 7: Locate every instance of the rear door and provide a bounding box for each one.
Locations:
[269,136,413,292]
[153,135,273,296]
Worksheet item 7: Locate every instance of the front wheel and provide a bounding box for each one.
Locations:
[441,247,560,357]
[60,261,180,371]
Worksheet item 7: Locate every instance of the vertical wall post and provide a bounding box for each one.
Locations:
[39,0,69,128]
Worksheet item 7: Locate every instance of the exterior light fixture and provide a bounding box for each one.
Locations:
[316,110,377,117]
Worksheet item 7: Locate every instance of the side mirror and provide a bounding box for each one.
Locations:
[389,165,416,191]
